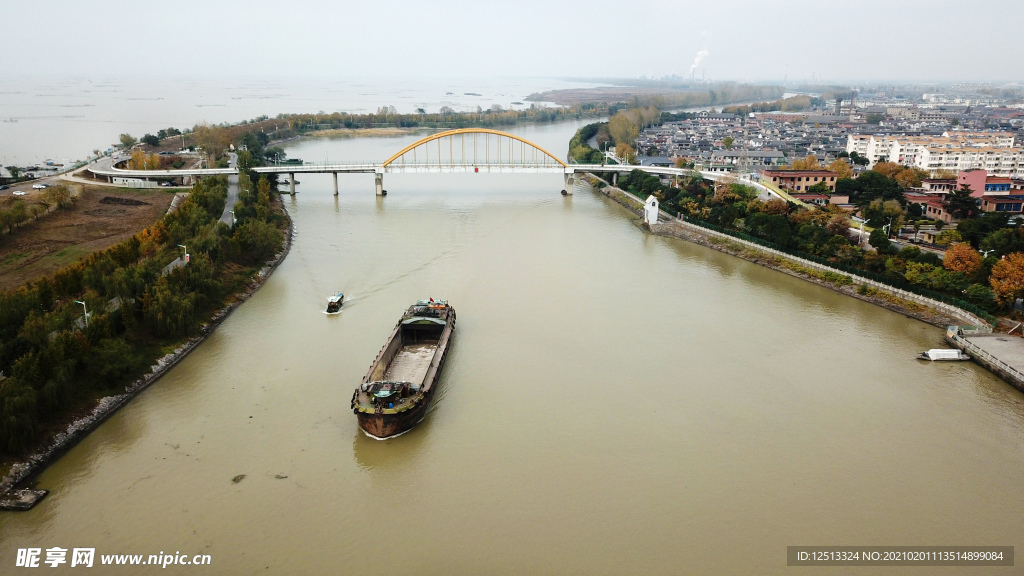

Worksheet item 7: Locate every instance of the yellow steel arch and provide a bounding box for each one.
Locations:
[381,128,567,168]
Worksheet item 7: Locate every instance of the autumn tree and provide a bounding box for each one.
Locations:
[826,158,853,179]
[872,161,903,180]
[933,169,957,180]
[119,133,137,149]
[990,252,1024,305]
[608,111,640,147]
[943,243,982,277]
[192,124,230,165]
[895,167,928,189]
[127,150,161,170]
[616,143,636,165]
[789,155,821,170]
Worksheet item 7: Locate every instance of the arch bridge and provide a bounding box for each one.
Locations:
[253,128,578,195]
[86,127,782,201]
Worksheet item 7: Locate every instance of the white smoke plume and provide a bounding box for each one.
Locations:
[688,31,712,77]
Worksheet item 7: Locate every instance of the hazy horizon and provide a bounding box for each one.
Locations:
[3,0,1022,84]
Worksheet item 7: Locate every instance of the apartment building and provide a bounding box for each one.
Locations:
[760,170,839,192]
[846,131,1022,176]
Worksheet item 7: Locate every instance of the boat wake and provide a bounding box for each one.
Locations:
[361,427,413,441]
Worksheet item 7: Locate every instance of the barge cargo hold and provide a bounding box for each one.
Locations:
[351,299,455,439]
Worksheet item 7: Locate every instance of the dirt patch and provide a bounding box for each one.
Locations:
[0,186,173,291]
[100,196,149,206]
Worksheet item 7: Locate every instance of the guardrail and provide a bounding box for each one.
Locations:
[671,217,994,327]
[948,331,1024,385]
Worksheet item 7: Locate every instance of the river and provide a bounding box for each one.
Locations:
[2,121,1023,574]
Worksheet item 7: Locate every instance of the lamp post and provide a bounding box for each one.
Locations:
[980,249,995,258]
[178,244,188,264]
[74,300,89,328]
[229,210,236,228]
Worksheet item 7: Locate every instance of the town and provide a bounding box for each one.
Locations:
[623,86,1023,249]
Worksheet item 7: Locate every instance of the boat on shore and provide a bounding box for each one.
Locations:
[918,349,970,361]
[351,299,455,439]
[324,292,344,314]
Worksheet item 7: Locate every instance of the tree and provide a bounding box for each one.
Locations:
[943,184,978,219]
[848,151,869,166]
[5,165,21,179]
[894,167,928,189]
[119,133,137,149]
[192,125,229,164]
[826,158,854,179]
[617,143,636,165]
[935,229,963,247]
[990,252,1024,306]
[869,228,891,251]
[933,169,957,180]
[838,171,905,207]
[862,198,906,231]
[943,243,982,277]
[872,161,903,180]
[980,227,1024,258]
[722,136,734,150]
[866,113,885,124]
[44,184,74,209]
[790,155,821,170]
[140,134,161,147]
[608,111,640,146]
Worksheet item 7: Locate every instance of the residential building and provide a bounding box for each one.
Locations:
[760,170,839,192]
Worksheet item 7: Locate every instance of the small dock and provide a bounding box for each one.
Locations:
[946,327,1024,393]
[0,489,48,511]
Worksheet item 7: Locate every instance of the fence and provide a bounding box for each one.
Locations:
[669,217,995,328]
[587,176,996,328]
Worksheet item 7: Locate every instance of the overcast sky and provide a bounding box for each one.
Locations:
[4,0,1021,83]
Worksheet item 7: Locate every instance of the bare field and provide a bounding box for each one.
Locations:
[0,185,174,291]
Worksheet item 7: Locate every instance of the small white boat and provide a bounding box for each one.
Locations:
[918,349,970,361]
[324,292,344,315]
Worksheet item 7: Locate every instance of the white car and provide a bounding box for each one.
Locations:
[32,184,47,189]
[13,190,26,196]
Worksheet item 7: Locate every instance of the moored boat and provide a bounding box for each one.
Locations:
[918,349,970,361]
[325,292,344,314]
[351,299,455,439]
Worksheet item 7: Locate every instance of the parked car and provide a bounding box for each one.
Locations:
[13,190,27,196]
[32,183,48,189]
[0,185,9,190]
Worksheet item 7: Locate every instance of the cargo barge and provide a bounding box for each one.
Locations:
[351,299,455,439]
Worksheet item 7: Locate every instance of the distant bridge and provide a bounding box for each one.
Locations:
[87,128,782,200]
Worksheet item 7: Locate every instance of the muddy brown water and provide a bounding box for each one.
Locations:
[2,122,1023,575]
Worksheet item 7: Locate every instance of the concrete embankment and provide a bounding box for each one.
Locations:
[946,328,1024,393]
[582,175,990,330]
[0,207,295,507]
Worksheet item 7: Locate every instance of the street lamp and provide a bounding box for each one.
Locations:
[228,210,236,227]
[980,249,996,258]
[178,244,189,264]
[74,300,89,328]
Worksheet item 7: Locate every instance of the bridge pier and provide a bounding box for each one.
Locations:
[612,173,618,186]
[289,173,295,195]
[333,172,338,196]
[563,173,574,195]
[375,172,385,196]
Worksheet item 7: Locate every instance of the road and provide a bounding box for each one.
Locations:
[220,153,238,226]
